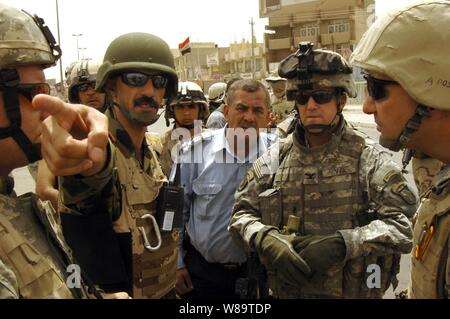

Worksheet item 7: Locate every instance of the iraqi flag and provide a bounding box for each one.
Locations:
[179,37,191,55]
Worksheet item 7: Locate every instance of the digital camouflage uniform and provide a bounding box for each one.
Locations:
[350,1,450,299]
[59,108,178,299]
[230,44,416,299]
[0,259,18,299]
[230,119,416,298]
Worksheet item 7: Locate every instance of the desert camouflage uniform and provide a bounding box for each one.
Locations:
[270,95,293,124]
[412,155,444,200]
[408,164,450,299]
[230,119,416,298]
[59,108,178,299]
[0,259,18,298]
[0,190,80,298]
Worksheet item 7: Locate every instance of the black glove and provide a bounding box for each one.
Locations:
[291,233,346,275]
[254,227,311,286]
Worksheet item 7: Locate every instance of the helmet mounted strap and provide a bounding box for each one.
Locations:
[0,69,41,162]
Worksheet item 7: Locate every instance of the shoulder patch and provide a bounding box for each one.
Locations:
[239,169,254,191]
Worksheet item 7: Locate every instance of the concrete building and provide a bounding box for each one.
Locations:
[173,39,267,93]
[259,0,375,73]
[223,39,267,81]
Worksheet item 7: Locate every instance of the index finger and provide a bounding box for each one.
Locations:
[33,94,86,132]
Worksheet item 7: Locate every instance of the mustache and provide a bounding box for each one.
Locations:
[134,96,160,108]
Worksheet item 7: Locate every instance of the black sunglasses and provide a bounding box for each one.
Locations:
[295,90,336,105]
[77,82,96,92]
[363,74,398,100]
[121,72,168,89]
[17,83,51,101]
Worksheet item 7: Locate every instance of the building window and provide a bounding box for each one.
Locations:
[294,25,320,37]
[266,0,280,6]
[328,20,350,34]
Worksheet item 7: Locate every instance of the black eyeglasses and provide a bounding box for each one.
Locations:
[17,83,51,101]
[363,74,398,100]
[121,72,168,89]
[77,82,96,92]
[295,90,336,105]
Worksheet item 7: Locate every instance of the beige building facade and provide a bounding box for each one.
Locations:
[260,0,374,73]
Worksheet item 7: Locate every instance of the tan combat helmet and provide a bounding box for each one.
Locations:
[166,81,209,127]
[351,0,450,111]
[0,4,61,163]
[351,1,450,153]
[67,60,101,103]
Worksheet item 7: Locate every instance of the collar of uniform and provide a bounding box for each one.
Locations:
[293,117,346,155]
[213,125,269,162]
[432,164,450,195]
[106,108,148,157]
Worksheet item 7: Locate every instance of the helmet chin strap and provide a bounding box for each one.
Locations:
[379,104,431,152]
[0,69,42,163]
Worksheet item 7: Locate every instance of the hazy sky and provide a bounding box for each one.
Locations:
[3,0,416,81]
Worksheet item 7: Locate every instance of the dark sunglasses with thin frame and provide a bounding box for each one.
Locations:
[17,83,51,101]
[295,90,337,105]
[121,72,168,89]
[363,74,398,100]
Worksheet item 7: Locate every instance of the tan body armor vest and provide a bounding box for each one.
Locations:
[0,193,74,298]
[259,127,400,298]
[113,144,178,299]
[408,168,450,299]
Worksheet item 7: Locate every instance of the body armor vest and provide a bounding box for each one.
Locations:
[259,123,400,298]
[0,193,74,298]
[113,143,178,299]
[408,166,450,299]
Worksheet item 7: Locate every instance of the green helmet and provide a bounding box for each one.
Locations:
[279,42,356,99]
[96,32,177,101]
[68,59,101,103]
[350,0,450,111]
[0,4,61,68]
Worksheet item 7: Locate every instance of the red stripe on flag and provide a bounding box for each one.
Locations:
[179,37,190,49]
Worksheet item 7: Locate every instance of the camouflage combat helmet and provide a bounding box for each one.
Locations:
[0,4,61,68]
[166,81,209,127]
[96,32,177,100]
[351,1,450,153]
[0,4,61,163]
[351,0,450,111]
[68,60,101,103]
[279,42,356,99]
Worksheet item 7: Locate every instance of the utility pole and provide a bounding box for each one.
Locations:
[55,0,63,85]
[79,48,87,59]
[72,33,83,60]
[249,17,256,79]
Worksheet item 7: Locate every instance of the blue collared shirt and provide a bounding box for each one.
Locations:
[177,127,277,268]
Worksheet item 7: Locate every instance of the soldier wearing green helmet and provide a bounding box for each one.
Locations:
[351,0,450,299]
[229,42,416,298]
[48,32,180,299]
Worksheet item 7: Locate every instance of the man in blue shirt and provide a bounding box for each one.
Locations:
[175,79,276,299]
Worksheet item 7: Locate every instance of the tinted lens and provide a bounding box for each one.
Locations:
[151,75,168,89]
[122,73,168,89]
[364,75,397,100]
[78,82,96,92]
[296,91,335,105]
[17,83,51,101]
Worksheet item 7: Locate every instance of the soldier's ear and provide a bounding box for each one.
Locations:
[337,94,347,112]
[224,103,230,121]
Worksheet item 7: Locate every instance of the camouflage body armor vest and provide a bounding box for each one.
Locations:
[0,193,75,298]
[408,165,450,299]
[113,142,178,299]
[259,124,400,298]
